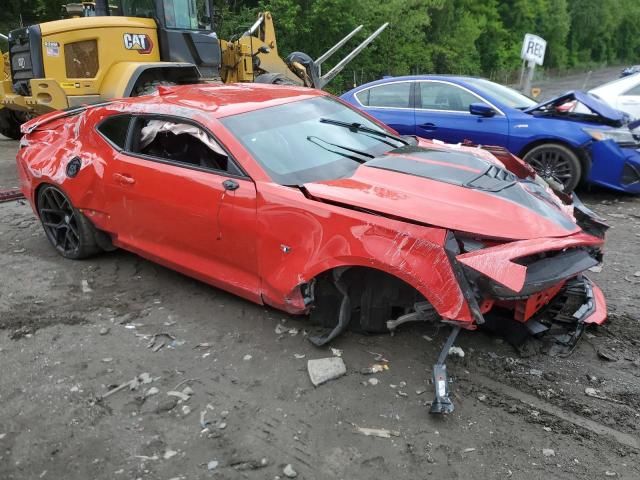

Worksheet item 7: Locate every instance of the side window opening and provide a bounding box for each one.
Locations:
[367,83,411,108]
[96,114,131,149]
[419,82,484,112]
[131,118,240,175]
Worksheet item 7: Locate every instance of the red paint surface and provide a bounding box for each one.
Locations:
[16,84,607,331]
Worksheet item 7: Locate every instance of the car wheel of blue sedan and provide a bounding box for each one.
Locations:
[523,143,582,192]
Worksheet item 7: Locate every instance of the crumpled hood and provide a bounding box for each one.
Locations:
[524,90,628,126]
[303,146,580,240]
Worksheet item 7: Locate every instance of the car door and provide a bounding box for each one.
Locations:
[103,114,261,302]
[413,80,510,146]
[353,81,415,135]
[617,83,640,119]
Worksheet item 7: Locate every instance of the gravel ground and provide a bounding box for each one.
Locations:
[1,93,640,480]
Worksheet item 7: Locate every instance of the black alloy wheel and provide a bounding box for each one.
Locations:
[523,143,582,192]
[37,185,99,259]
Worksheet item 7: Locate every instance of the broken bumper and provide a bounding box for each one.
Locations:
[587,140,640,194]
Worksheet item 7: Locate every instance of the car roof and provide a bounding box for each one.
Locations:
[346,75,481,91]
[111,83,326,118]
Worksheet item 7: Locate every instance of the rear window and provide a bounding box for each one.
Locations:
[356,82,411,108]
[97,115,131,149]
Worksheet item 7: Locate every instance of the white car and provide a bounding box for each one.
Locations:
[589,73,640,119]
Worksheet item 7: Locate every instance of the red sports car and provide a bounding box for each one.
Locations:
[16,83,608,413]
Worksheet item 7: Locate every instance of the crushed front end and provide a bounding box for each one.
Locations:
[427,198,608,414]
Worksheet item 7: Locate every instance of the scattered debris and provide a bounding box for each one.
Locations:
[163,449,178,460]
[217,422,227,430]
[584,387,625,404]
[448,346,465,358]
[529,369,543,376]
[463,448,476,453]
[99,326,110,335]
[181,405,191,415]
[101,357,113,363]
[144,387,159,397]
[605,471,617,477]
[231,458,269,470]
[294,353,305,359]
[542,448,555,457]
[353,426,400,438]
[307,357,346,386]
[597,348,619,362]
[147,333,176,352]
[167,391,190,402]
[415,389,426,395]
[81,280,93,294]
[193,343,212,350]
[360,364,388,375]
[368,378,379,386]
[477,394,487,402]
[182,386,194,396]
[98,372,153,400]
[588,264,603,273]
[422,335,433,342]
[0,433,6,440]
[243,354,252,361]
[283,464,298,478]
[12,248,25,254]
[207,460,219,471]
[330,348,343,357]
[274,324,288,335]
[367,351,389,363]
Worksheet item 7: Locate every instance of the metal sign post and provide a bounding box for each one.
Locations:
[520,33,546,95]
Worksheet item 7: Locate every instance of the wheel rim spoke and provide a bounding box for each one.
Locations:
[39,187,79,254]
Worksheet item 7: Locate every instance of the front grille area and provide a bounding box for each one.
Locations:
[9,25,44,96]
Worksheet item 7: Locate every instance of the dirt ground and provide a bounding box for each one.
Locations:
[1,126,639,480]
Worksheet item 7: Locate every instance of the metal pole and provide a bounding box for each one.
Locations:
[522,60,535,96]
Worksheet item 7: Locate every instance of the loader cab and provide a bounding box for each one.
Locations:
[110,0,221,78]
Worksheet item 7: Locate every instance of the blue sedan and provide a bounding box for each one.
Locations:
[341,75,640,193]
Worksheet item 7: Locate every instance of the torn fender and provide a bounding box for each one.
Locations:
[255,183,477,324]
[457,232,604,293]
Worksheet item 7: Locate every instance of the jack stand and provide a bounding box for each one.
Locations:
[429,325,461,415]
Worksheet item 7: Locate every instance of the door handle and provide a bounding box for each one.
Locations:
[419,122,437,131]
[222,179,239,191]
[113,173,136,185]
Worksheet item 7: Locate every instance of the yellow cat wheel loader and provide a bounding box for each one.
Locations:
[0,0,387,139]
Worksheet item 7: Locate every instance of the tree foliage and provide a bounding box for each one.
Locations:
[2,0,640,88]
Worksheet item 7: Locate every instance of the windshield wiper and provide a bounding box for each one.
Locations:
[319,118,408,147]
[307,136,374,163]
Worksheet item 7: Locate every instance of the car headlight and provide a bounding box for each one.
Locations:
[583,127,638,146]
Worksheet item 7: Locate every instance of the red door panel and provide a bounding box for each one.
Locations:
[106,153,260,302]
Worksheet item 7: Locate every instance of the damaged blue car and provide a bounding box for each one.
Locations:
[341,76,640,193]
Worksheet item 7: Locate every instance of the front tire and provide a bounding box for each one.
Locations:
[0,108,23,140]
[523,143,582,192]
[37,185,100,259]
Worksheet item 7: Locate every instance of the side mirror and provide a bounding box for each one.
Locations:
[469,102,496,117]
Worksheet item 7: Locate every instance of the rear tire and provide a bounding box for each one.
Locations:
[523,143,582,192]
[37,185,101,259]
[0,108,23,140]
[133,80,177,96]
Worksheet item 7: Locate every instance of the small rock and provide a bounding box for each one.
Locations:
[181,405,191,415]
[588,265,603,273]
[163,449,178,460]
[220,410,229,418]
[167,391,190,402]
[477,394,487,402]
[294,354,305,359]
[101,357,113,363]
[529,369,543,376]
[70,385,80,393]
[463,448,476,453]
[81,280,93,293]
[368,378,379,386]
[0,433,6,440]
[605,471,617,477]
[283,464,297,478]
[307,357,346,386]
[274,324,288,335]
[330,348,343,357]
[448,346,465,358]
[243,354,252,361]
[422,335,433,342]
[543,426,552,432]
[217,422,227,430]
[542,448,555,457]
[99,327,110,335]
[634,271,640,277]
[207,460,219,470]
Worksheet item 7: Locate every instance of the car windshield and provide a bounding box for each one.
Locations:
[220,96,400,185]
[465,78,537,110]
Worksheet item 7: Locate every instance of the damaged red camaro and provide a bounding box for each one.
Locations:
[16,83,608,413]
